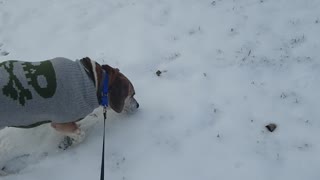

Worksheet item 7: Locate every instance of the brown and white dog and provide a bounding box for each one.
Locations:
[0,57,139,150]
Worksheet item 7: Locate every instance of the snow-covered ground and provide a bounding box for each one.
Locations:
[1,0,320,179]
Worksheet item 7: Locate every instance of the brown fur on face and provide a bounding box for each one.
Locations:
[102,65,131,113]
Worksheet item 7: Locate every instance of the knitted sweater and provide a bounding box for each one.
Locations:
[0,57,99,128]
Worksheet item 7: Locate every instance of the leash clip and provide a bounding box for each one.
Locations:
[103,105,107,120]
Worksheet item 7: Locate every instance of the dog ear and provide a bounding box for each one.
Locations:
[79,57,92,73]
[101,65,127,113]
[108,75,128,113]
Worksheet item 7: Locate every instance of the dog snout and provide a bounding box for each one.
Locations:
[123,97,139,113]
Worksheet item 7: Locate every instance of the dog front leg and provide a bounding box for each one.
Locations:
[51,122,86,150]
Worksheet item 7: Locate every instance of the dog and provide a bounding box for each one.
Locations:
[0,57,139,149]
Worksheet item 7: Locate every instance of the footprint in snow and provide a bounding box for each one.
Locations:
[0,43,9,56]
[0,153,48,176]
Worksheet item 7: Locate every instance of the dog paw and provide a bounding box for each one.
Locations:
[68,129,86,146]
[58,129,86,150]
[58,136,73,150]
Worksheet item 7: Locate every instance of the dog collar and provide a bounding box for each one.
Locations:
[100,70,109,107]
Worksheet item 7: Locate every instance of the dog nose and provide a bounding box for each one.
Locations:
[136,103,139,108]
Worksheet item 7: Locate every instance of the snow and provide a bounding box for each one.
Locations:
[1,0,320,179]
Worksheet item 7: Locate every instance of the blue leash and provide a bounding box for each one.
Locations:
[100,71,109,180]
[100,111,106,180]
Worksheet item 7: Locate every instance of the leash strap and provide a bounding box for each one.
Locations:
[100,107,107,180]
[100,71,109,180]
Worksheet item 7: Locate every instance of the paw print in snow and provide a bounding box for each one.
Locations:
[0,44,9,56]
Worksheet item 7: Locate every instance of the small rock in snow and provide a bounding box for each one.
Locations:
[156,70,162,76]
[265,123,277,132]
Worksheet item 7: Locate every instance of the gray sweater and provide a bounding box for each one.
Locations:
[0,57,99,128]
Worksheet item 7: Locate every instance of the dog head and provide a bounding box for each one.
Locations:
[102,65,139,113]
[80,57,139,113]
